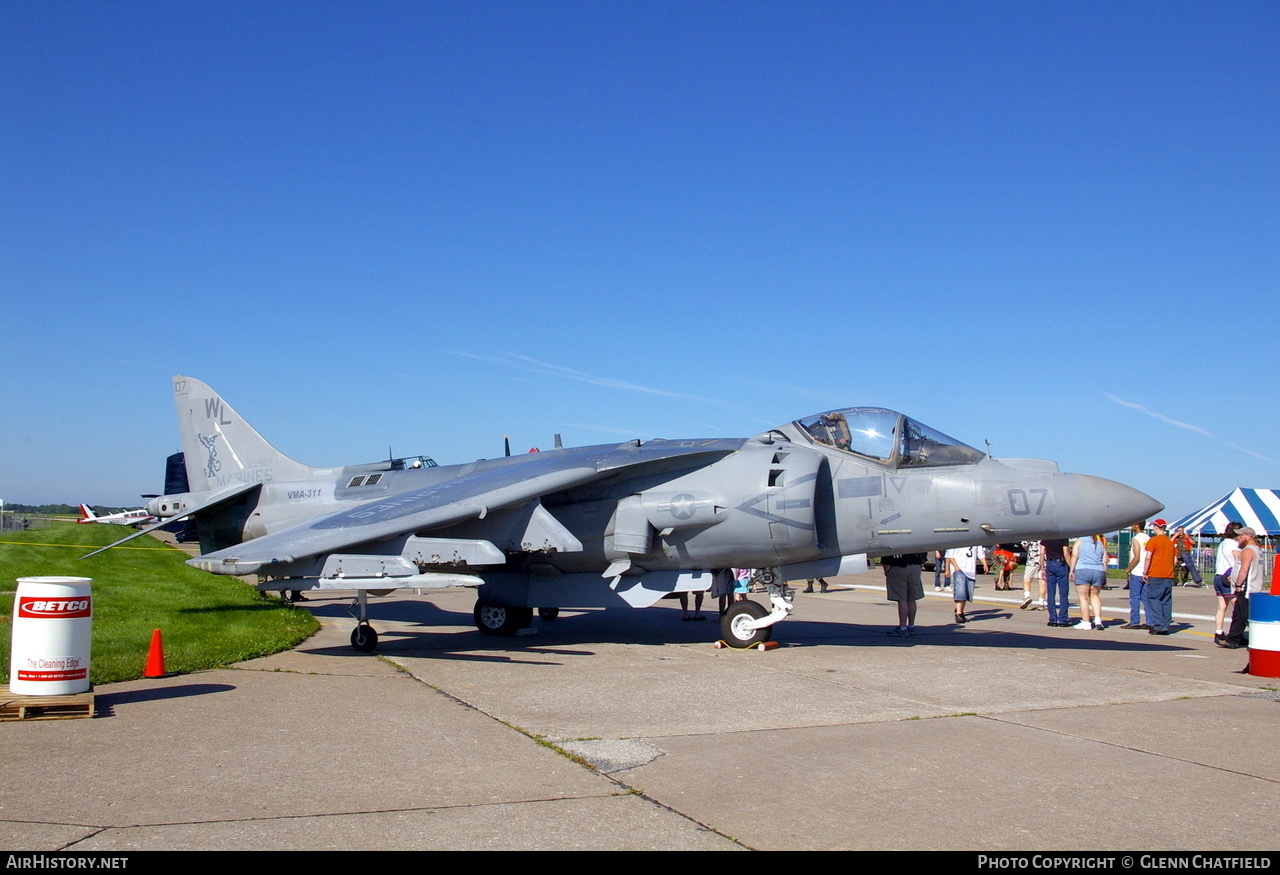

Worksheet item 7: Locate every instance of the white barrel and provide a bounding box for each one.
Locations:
[9,577,93,695]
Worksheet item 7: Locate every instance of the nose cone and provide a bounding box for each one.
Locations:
[1055,474,1163,536]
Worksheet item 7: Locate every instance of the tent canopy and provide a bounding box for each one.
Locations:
[1167,487,1280,536]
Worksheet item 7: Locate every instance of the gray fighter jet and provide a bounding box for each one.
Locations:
[97,376,1161,651]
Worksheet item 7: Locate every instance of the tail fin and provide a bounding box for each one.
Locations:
[78,504,96,523]
[172,376,314,494]
[162,451,190,495]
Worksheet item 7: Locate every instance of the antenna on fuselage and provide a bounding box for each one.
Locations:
[504,436,511,457]
[554,433,563,449]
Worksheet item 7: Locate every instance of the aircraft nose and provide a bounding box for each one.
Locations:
[1055,474,1163,535]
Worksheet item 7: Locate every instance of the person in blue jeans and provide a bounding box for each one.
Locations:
[1142,519,1177,635]
[1042,538,1073,627]
[1123,521,1149,628]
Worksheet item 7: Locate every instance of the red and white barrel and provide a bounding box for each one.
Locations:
[1247,592,1280,678]
[8,576,93,695]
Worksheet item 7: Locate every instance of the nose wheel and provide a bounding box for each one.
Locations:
[719,578,793,649]
[720,600,772,648]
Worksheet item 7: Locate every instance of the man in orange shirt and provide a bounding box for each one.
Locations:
[1143,519,1177,635]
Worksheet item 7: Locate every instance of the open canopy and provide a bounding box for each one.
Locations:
[1167,487,1280,536]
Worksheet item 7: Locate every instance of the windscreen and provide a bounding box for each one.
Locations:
[796,408,983,467]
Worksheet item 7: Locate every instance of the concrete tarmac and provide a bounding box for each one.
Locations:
[2,571,1276,851]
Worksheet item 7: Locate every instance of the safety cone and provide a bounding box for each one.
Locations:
[144,629,167,678]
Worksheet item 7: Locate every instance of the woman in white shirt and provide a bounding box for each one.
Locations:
[1212,521,1241,644]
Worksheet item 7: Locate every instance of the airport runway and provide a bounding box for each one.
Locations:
[2,570,1276,850]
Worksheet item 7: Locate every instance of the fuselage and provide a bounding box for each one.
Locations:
[154,412,1159,578]
[78,507,157,527]
[140,377,1164,636]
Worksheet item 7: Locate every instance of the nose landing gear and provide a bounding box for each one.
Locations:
[719,574,794,649]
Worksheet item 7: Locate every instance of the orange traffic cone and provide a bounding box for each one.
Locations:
[145,629,167,678]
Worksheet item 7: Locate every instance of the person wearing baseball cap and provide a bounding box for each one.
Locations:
[1222,526,1264,651]
[1142,519,1176,635]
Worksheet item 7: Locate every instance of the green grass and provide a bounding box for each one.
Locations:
[0,523,318,684]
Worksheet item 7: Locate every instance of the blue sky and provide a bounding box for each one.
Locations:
[2,1,1276,521]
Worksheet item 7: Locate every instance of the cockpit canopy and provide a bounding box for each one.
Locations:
[795,408,985,467]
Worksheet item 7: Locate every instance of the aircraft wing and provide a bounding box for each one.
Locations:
[81,482,262,558]
[189,441,737,576]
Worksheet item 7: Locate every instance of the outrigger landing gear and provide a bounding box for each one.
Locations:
[348,590,380,652]
[719,572,795,649]
[351,622,378,652]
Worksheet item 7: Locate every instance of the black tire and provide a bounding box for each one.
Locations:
[720,600,772,648]
[537,607,560,621]
[474,598,534,636]
[350,623,379,652]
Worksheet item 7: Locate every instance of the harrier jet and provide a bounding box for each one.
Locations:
[94,377,1161,651]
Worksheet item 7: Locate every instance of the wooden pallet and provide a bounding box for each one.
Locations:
[0,685,95,721]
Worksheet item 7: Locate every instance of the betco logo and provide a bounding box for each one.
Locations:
[18,597,92,618]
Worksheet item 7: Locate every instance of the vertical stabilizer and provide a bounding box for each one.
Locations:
[162,452,190,495]
[172,376,314,494]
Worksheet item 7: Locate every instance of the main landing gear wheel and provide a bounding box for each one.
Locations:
[474,598,534,636]
[351,623,379,652]
[721,600,772,648]
[537,607,560,621]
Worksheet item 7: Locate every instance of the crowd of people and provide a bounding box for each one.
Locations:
[869,519,1269,655]
[697,522,1268,671]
